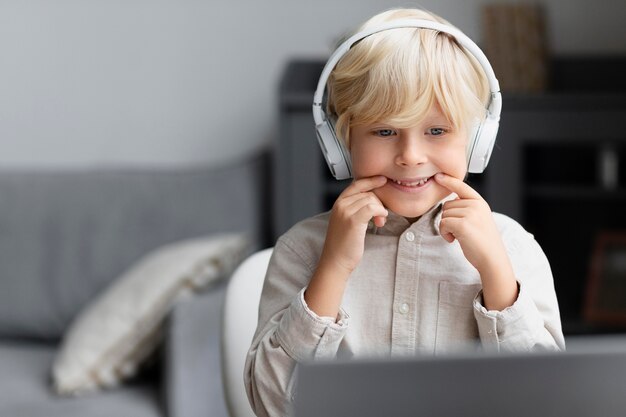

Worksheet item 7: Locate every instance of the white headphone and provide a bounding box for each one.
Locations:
[312,19,503,180]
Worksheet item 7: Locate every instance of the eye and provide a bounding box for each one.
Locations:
[428,127,447,136]
[374,128,396,137]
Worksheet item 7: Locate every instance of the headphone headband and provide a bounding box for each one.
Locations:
[312,19,501,126]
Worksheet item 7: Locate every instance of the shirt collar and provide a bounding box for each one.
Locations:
[369,193,458,237]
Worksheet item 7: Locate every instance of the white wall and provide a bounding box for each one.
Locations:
[1,0,625,168]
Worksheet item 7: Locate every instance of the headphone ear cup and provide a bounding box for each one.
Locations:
[467,118,499,174]
[315,119,353,180]
[330,119,353,177]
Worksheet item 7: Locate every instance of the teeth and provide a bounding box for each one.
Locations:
[393,177,429,186]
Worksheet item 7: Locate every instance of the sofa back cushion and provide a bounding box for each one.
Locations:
[0,155,268,340]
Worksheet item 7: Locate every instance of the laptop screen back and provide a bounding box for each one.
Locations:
[294,336,626,417]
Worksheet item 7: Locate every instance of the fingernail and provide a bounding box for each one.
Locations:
[435,173,443,180]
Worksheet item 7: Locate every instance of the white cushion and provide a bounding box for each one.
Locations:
[52,233,249,395]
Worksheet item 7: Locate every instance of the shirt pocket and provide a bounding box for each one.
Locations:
[435,281,482,354]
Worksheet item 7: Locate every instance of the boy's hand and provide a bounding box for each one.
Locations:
[321,175,388,275]
[433,173,510,276]
[434,172,519,311]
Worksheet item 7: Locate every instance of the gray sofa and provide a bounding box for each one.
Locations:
[0,153,270,417]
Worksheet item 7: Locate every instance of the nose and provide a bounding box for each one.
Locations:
[395,136,428,167]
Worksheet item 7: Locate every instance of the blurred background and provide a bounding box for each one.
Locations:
[1,0,626,334]
[1,0,625,168]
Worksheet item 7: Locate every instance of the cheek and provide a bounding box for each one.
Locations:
[350,146,384,177]
[435,145,468,176]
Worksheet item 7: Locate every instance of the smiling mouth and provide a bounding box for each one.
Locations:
[389,176,434,187]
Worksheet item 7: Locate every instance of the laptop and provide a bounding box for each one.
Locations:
[293,336,626,417]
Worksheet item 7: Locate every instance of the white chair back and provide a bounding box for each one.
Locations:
[222,248,273,417]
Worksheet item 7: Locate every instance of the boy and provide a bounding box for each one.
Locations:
[245,8,564,417]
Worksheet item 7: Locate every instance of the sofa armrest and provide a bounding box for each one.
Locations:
[163,282,229,417]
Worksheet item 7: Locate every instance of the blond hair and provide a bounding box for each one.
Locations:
[327,8,491,147]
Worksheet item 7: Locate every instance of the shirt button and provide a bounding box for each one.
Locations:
[399,303,410,314]
[405,231,415,242]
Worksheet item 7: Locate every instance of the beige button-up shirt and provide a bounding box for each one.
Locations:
[245,200,565,417]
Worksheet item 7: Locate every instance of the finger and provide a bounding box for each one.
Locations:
[345,194,388,225]
[439,217,466,240]
[355,194,388,228]
[442,199,472,211]
[440,230,456,243]
[338,191,380,208]
[433,173,482,200]
[373,215,386,228]
[340,175,387,198]
[440,207,467,219]
[442,198,489,214]
[438,217,457,243]
[346,193,387,217]
[353,203,389,225]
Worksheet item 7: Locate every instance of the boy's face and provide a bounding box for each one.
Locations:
[349,105,467,220]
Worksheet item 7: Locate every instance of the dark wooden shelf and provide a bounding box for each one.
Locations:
[562,319,626,336]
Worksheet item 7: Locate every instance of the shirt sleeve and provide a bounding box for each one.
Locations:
[244,236,349,417]
[472,222,566,353]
